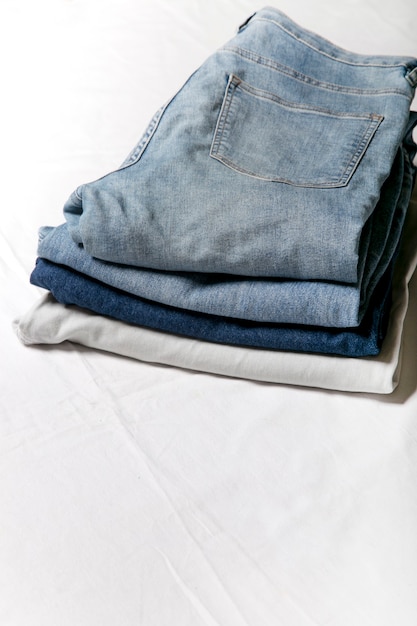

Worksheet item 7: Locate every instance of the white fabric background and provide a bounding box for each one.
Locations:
[1,1,417,624]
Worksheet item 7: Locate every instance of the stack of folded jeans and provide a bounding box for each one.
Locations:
[17,8,417,391]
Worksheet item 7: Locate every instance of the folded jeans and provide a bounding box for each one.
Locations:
[29,255,394,357]
[62,7,417,281]
[37,142,415,328]
[16,185,417,395]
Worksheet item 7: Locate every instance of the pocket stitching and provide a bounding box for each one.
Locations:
[210,75,384,187]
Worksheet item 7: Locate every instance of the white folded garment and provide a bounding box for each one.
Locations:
[14,194,417,394]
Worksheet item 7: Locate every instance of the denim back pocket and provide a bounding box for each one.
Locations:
[210,75,383,188]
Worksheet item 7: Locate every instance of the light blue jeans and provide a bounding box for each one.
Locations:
[37,140,414,328]
[63,7,417,282]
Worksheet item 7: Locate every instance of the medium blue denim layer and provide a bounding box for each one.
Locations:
[29,258,393,357]
[37,145,413,328]
[63,7,417,281]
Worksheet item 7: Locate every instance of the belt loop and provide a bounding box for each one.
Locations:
[405,65,417,88]
[237,11,256,33]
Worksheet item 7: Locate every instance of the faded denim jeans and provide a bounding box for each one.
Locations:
[37,138,415,328]
[62,7,417,283]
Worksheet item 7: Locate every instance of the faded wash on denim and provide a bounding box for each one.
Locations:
[37,140,415,328]
[63,7,417,282]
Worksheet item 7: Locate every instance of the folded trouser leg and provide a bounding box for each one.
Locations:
[37,126,416,328]
[27,255,392,357]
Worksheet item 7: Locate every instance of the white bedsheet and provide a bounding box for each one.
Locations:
[2,1,417,624]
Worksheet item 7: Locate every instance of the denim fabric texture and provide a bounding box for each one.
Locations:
[29,258,393,357]
[18,184,417,393]
[12,288,404,394]
[17,180,417,394]
[63,7,417,282]
[15,7,417,397]
[37,142,414,328]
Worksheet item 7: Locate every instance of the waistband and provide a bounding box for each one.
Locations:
[238,7,417,87]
